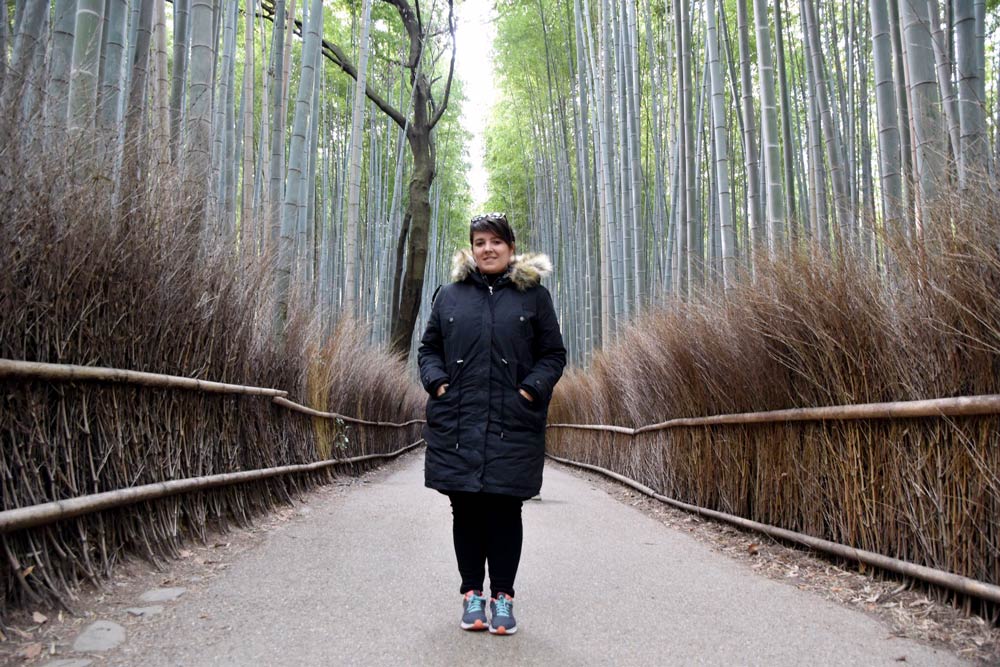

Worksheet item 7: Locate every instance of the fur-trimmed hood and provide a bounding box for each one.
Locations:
[450,249,553,291]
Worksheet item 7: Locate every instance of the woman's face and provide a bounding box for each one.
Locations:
[472,231,514,274]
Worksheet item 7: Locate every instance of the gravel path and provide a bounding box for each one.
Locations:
[46,451,966,666]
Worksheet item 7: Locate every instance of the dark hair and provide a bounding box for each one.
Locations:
[469,212,515,247]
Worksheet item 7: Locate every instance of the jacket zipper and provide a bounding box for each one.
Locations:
[485,284,497,478]
[500,358,509,439]
[454,359,464,449]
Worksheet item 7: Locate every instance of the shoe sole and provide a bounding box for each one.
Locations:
[489,625,517,635]
[460,619,488,631]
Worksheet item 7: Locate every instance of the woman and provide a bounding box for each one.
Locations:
[418,212,566,636]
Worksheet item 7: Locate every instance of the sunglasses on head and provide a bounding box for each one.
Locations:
[472,212,508,224]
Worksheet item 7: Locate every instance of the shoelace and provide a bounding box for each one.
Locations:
[465,595,485,613]
[493,596,513,617]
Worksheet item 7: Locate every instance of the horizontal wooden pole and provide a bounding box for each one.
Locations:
[0,359,288,398]
[546,422,635,435]
[0,441,425,534]
[546,453,1000,606]
[0,358,426,428]
[547,393,1000,435]
[272,396,425,427]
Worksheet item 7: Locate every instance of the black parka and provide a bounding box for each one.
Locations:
[418,250,567,498]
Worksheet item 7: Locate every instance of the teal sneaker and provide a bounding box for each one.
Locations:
[460,590,488,631]
[489,593,517,635]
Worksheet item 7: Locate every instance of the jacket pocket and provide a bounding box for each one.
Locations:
[505,386,546,434]
[518,306,536,340]
[426,387,458,433]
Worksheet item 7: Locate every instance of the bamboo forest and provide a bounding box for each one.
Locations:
[2,0,1000,660]
[2,0,996,362]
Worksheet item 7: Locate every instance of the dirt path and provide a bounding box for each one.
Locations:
[3,451,975,666]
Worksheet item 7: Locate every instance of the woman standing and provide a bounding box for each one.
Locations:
[418,213,566,635]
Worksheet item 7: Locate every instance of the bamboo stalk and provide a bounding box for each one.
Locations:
[547,394,1000,434]
[546,453,1000,606]
[0,440,425,534]
[0,359,288,397]
[272,396,424,427]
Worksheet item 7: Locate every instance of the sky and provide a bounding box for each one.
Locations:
[453,0,498,210]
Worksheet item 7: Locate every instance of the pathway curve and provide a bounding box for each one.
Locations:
[94,451,962,666]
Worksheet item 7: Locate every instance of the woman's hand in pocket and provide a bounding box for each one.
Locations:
[436,383,450,398]
[518,388,534,402]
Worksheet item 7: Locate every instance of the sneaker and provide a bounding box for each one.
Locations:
[489,593,517,635]
[460,590,489,631]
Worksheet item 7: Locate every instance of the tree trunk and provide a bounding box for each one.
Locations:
[275,0,323,331]
[169,0,189,162]
[954,0,987,184]
[240,0,257,254]
[0,0,7,86]
[98,0,127,131]
[182,0,217,233]
[267,0,288,257]
[706,0,735,287]
[898,0,946,211]
[151,0,170,170]
[773,0,797,232]
[886,0,914,220]
[345,0,374,319]
[803,0,852,246]
[68,0,106,132]
[869,0,903,237]
[44,0,77,139]
[389,101,434,354]
[752,0,785,252]
[121,0,153,194]
[736,0,762,265]
[927,0,960,169]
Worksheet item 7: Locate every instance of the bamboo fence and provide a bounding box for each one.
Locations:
[547,393,1000,433]
[6,358,1000,612]
[546,453,1000,607]
[0,358,427,526]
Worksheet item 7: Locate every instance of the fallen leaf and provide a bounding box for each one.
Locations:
[213,542,229,548]
[32,611,47,624]
[0,629,6,641]
[19,643,43,659]
[895,657,907,662]
[22,565,35,577]
[747,543,760,555]
[10,627,33,639]
[179,550,194,558]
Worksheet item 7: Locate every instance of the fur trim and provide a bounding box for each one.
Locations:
[450,249,552,291]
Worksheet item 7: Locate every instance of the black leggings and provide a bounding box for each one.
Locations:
[448,491,524,599]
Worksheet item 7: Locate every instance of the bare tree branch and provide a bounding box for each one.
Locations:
[258,0,407,129]
[429,0,456,130]
[381,0,422,73]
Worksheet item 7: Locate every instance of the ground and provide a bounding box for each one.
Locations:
[1,450,997,666]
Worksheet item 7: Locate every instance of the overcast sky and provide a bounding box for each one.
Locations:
[453,0,498,210]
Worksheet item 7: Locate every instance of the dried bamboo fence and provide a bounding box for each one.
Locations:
[546,394,1000,616]
[7,357,1000,618]
[1,359,425,617]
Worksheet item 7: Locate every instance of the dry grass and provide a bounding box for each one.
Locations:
[0,122,423,619]
[549,189,1000,620]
